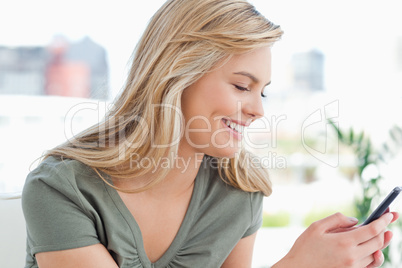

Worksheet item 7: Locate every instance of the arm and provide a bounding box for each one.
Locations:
[272,212,399,268]
[22,161,118,267]
[36,244,118,268]
[221,232,257,268]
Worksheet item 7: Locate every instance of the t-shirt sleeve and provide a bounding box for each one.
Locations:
[22,161,100,256]
[242,191,264,238]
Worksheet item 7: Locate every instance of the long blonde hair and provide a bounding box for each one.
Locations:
[46,0,283,196]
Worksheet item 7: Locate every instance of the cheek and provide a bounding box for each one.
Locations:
[199,82,239,118]
[182,76,240,130]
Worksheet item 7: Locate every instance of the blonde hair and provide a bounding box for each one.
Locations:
[46,0,283,196]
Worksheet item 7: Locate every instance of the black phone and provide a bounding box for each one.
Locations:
[362,186,402,225]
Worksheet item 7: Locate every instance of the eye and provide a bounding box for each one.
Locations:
[261,87,269,98]
[234,85,250,92]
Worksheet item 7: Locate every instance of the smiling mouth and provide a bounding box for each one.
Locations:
[222,118,245,134]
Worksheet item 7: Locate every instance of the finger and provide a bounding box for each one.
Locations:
[382,230,393,250]
[383,209,400,223]
[365,250,384,268]
[357,231,385,258]
[354,213,393,244]
[315,212,359,232]
[330,225,358,233]
[390,212,399,223]
[356,253,375,268]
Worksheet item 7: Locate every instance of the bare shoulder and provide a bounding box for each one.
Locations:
[36,244,118,268]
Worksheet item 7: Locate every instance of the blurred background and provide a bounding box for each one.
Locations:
[1,0,401,267]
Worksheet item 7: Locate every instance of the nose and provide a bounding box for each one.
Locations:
[243,94,264,120]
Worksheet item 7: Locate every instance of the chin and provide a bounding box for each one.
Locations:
[205,146,241,159]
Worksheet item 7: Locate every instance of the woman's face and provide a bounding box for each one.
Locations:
[181,46,272,158]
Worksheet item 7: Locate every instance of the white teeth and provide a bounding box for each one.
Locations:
[223,119,244,134]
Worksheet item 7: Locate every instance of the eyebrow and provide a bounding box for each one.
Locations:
[233,71,271,87]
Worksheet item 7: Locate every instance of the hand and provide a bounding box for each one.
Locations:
[273,212,399,268]
[366,211,399,268]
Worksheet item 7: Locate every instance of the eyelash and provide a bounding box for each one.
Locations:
[234,85,267,98]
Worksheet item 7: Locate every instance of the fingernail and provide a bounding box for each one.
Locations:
[348,217,359,222]
[386,213,394,222]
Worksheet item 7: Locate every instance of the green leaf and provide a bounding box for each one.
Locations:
[328,119,344,141]
[349,129,355,144]
[389,126,402,145]
[357,132,364,145]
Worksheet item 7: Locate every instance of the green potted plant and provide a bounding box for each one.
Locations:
[328,120,402,266]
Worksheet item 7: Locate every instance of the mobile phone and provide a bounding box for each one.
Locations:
[362,186,402,225]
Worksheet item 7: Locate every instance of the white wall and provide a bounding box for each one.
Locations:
[0,198,26,267]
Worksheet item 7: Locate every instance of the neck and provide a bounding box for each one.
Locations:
[114,145,205,198]
[155,150,204,197]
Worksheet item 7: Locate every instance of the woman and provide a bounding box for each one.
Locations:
[22,0,398,267]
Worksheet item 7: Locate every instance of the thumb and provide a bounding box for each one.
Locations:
[315,213,359,232]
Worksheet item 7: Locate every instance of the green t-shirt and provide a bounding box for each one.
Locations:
[22,156,263,268]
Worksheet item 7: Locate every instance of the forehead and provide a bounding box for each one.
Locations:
[221,47,272,84]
